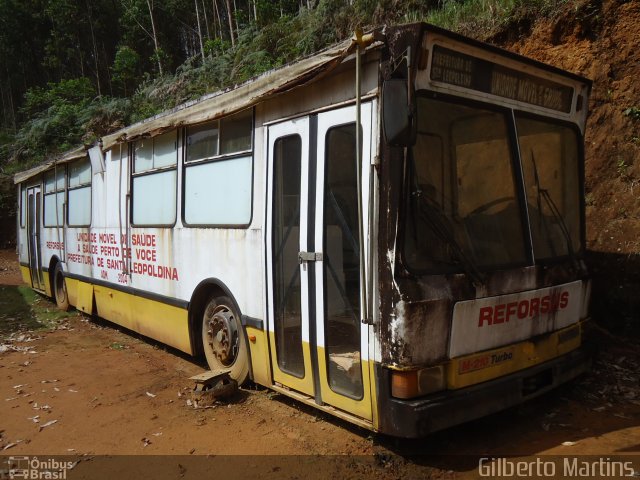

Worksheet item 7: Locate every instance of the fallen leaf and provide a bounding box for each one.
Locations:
[2,440,22,450]
[38,419,58,432]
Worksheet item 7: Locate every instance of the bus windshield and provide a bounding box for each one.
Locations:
[403,96,582,275]
[515,114,581,260]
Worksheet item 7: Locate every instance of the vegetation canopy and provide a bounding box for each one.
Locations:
[0,0,564,174]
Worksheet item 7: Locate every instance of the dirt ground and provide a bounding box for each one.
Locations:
[1,249,639,479]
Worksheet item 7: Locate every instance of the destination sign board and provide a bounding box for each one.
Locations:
[430,45,574,113]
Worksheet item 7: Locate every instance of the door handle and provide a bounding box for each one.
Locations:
[298,251,322,263]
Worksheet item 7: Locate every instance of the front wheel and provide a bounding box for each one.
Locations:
[201,295,249,385]
[53,263,70,311]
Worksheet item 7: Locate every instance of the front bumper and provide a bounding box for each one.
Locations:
[376,346,592,438]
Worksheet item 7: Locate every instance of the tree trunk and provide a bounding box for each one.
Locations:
[195,0,206,61]
[224,0,235,48]
[5,67,16,131]
[232,0,239,35]
[201,0,211,40]
[145,0,164,76]
[0,81,8,128]
[86,0,102,96]
[212,0,221,42]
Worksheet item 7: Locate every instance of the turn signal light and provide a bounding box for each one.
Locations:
[390,365,446,399]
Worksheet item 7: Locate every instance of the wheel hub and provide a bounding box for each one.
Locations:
[205,307,238,366]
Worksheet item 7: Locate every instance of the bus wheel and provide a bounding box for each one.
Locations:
[53,263,70,311]
[201,295,249,385]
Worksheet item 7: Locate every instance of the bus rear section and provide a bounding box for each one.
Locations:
[374,24,592,437]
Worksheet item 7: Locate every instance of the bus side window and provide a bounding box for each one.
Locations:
[131,131,178,227]
[183,109,253,227]
[20,186,27,228]
[44,168,66,227]
[68,159,92,227]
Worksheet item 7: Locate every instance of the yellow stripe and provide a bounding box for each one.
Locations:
[268,334,315,395]
[42,271,51,297]
[245,326,271,386]
[368,355,379,430]
[317,346,373,421]
[20,271,192,354]
[268,337,374,422]
[66,277,79,307]
[93,284,192,354]
[447,323,582,389]
[20,266,31,285]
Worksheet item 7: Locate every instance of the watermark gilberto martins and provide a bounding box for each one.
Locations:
[478,457,639,478]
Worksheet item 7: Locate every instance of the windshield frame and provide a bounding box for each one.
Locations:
[397,89,586,278]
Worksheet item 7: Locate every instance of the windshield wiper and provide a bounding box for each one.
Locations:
[530,151,582,272]
[413,194,485,285]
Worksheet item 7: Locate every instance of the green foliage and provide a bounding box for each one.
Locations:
[21,78,96,119]
[15,79,96,162]
[623,107,640,121]
[11,79,131,167]
[1,0,576,173]
[112,46,141,96]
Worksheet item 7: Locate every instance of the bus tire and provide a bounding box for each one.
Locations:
[201,295,249,385]
[53,263,70,311]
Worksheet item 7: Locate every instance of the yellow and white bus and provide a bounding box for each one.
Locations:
[15,23,592,437]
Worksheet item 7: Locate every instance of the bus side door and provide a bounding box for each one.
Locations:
[266,103,374,422]
[26,185,45,291]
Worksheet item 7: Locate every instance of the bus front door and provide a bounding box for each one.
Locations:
[27,186,45,291]
[267,103,374,422]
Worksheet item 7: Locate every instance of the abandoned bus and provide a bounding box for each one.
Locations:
[15,23,592,437]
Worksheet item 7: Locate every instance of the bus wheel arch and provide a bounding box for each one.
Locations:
[49,257,70,311]
[188,280,251,385]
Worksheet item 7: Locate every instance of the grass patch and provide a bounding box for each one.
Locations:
[0,285,76,339]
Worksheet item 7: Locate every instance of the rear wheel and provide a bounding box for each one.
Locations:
[53,263,70,311]
[201,295,249,385]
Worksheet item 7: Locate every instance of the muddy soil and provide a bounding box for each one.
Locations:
[1,249,639,479]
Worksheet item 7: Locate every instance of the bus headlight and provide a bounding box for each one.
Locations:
[390,365,446,399]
